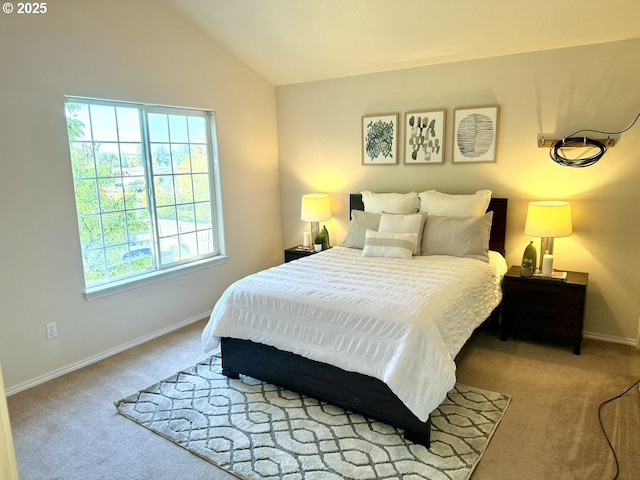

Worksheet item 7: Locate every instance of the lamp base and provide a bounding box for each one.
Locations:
[539,237,555,268]
[310,222,320,244]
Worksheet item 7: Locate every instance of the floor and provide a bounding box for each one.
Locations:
[6,320,640,479]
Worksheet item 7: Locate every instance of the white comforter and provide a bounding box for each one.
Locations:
[202,246,507,421]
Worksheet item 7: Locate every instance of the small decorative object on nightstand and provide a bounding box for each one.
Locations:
[521,241,537,277]
[284,246,317,263]
[501,265,588,355]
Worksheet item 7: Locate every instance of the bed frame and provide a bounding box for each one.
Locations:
[220,195,508,448]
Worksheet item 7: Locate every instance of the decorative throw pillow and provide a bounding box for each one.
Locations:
[378,212,427,255]
[343,210,381,249]
[421,211,493,262]
[418,189,492,217]
[362,230,417,260]
[361,191,419,214]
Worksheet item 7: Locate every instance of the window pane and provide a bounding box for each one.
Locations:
[190,144,209,173]
[148,113,169,142]
[168,115,189,143]
[126,210,153,243]
[123,247,154,272]
[195,202,212,227]
[197,229,214,255]
[105,245,129,277]
[154,176,175,207]
[120,143,143,169]
[192,174,211,202]
[123,178,146,205]
[102,212,126,246]
[98,179,124,212]
[66,103,92,142]
[175,175,194,204]
[83,249,106,284]
[94,143,121,178]
[116,107,141,142]
[157,207,178,237]
[177,204,196,233]
[90,105,118,142]
[159,236,184,264]
[69,142,95,178]
[188,116,206,143]
[160,235,195,264]
[78,215,104,249]
[150,143,172,172]
[178,232,197,260]
[171,144,191,173]
[74,179,100,215]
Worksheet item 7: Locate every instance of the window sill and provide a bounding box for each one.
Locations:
[84,255,228,301]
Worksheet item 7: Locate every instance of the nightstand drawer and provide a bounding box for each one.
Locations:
[501,266,588,354]
[503,281,585,335]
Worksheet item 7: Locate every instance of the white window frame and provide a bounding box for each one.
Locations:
[64,96,226,300]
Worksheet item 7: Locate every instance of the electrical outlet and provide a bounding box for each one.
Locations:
[46,322,57,339]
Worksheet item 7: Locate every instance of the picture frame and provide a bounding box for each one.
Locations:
[403,110,446,164]
[452,106,499,163]
[362,113,398,165]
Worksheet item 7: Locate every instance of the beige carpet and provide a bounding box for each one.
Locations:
[7,320,640,480]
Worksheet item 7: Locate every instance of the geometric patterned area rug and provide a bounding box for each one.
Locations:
[115,356,510,480]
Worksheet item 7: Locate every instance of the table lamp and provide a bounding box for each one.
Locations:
[301,193,331,246]
[524,201,572,274]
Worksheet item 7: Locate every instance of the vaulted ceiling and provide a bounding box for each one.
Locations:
[166,0,640,85]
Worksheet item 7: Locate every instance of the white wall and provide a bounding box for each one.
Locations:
[0,0,281,391]
[276,39,640,344]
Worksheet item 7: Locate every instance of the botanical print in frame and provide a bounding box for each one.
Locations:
[453,106,499,163]
[362,113,398,165]
[404,110,446,164]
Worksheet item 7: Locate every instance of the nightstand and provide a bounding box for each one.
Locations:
[501,265,588,355]
[284,246,316,263]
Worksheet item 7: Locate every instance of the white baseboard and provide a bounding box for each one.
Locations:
[6,311,211,396]
[583,330,638,348]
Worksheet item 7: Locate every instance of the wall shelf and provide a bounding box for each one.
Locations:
[537,135,616,148]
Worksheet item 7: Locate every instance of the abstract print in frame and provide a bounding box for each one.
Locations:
[453,106,499,163]
[404,110,446,164]
[362,113,398,165]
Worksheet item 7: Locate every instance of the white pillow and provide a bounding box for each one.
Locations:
[361,191,419,214]
[378,212,426,255]
[418,190,491,217]
[421,212,493,262]
[362,230,416,260]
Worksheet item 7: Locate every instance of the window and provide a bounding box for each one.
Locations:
[64,97,224,292]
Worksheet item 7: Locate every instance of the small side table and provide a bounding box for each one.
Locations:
[501,265,588,355]
[284,246,317,263]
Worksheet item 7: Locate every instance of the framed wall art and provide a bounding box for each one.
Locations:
[404,110,446,164]
[453,106,499,163]
[361,113,398,165]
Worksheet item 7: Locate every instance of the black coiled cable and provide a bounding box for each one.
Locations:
[550,113,640,168]
[550,137,608,168]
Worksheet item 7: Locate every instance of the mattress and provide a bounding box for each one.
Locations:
[202,246,507,421]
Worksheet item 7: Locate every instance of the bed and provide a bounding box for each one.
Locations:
[202,192,508,447]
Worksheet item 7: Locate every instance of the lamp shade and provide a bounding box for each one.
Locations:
[524,201,573,238]
[301,193,331,222]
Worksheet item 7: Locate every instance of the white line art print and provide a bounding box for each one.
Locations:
[453,106,499,163]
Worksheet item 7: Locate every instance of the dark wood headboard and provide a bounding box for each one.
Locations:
[349,194,508,256]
